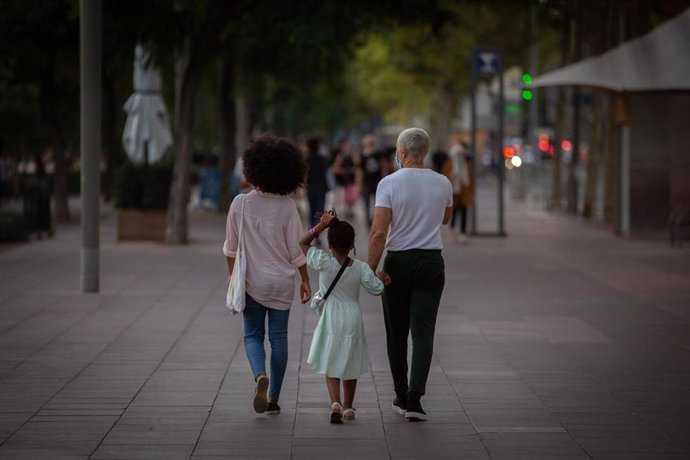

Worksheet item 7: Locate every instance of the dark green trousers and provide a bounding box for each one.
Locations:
[382,249,445,396]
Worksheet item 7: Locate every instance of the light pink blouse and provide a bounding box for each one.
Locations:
[223,190,307,310]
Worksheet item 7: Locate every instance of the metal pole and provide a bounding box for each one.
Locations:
[470,63,477,235]
[620,125,630,237]
[498,53,505,236]
[529,11,538,150]
[80,0,101,293]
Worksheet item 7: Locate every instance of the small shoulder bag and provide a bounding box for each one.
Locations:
[310,257,350,316]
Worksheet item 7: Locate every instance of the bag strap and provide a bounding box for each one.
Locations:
[323,257,350,301]
[237,194,246,250]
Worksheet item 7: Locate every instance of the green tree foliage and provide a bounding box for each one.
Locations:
[230,0,376,135]
[348,0,531,138]
[0,0,79,220]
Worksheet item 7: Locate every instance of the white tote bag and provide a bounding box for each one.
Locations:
[226,195,247,314]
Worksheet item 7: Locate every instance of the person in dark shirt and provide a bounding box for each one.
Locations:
[360,134,383,226]
[430,148,449,175]
[306,138,329,227]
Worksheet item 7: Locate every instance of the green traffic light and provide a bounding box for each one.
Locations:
[522,89,533,101]
[522,73,533,85]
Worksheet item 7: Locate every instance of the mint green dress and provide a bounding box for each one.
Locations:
[306,247,384,380]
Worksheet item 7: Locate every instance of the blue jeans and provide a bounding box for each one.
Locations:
[243,295,290,402]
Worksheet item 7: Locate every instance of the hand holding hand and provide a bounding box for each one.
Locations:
[376,271,391,286]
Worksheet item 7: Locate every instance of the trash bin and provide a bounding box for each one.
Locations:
[0,212,28,242]
[22,179,53,238]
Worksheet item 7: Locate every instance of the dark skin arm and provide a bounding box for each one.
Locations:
[297,264,311,304]
[226,256,234,284]
[299,213,335,255]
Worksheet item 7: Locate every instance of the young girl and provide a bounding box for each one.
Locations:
[299,211,384,423]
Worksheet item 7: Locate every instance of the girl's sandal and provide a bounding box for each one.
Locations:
[330,402,343,424]
[343,408,356,420]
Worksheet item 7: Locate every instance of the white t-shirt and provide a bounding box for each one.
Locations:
[375,168,453,251]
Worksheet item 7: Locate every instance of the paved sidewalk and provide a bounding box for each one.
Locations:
[1,193,689,459]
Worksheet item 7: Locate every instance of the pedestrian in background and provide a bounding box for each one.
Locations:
[223,134,312,415]
[368,127,453,422]
[299,211,384,423]
[305,137,329,228]
[359,134,383,226]
[448,141,473,243]
[430,143,449,177]
[331,140,361,219]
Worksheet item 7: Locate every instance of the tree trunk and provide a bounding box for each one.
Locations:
[102,71,121,203]
[235,91,251,157]
[603,91,617,225]
[39,74,70,222]
[166,5,235,243]
[166,58,203,244]
[50,121,70,222]
[551,6,571,211]
[217,59,235,213]
[583,92,603,218]
[566,88,580,214]
[432,81,454,149]
[566,3,582,214]
[552,87,565,210]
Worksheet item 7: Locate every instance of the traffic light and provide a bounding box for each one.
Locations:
[522,73,533,101]
[538,133,554,159]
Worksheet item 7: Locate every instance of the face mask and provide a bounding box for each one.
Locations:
[394,154,403,170]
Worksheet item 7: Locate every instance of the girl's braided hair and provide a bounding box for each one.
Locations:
[327,217,355,255]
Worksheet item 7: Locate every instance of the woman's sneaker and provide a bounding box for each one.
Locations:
[265,402,281,415]
[405,393,428,422]
[392,396,407,415]
[253,375,269,413]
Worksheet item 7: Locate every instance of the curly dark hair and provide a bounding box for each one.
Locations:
[242,134,307,195]
[327,218,355,255]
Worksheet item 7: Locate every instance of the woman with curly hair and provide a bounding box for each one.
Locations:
[223,134,311,415]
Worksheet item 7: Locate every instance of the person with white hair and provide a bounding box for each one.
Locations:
[367,127,453,422]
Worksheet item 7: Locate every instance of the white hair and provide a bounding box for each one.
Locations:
[397,128,430,162]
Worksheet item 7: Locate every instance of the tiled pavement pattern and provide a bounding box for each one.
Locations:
[1,193,689,459]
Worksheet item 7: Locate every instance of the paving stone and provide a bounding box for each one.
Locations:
[91,443,195,459]
[0,447,89,459]
[1,196,689,458]
[291,437,389,458]
[387,433,489,458]
[193,437,292,457]
[480,432,588,456]
[102,429,200,445]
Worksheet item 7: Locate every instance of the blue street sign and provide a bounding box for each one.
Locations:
[474,50,500,75]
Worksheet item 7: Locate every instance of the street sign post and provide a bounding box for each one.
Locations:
[471,47,506,237]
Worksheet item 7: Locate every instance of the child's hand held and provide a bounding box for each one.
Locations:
[376,271,391,286]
